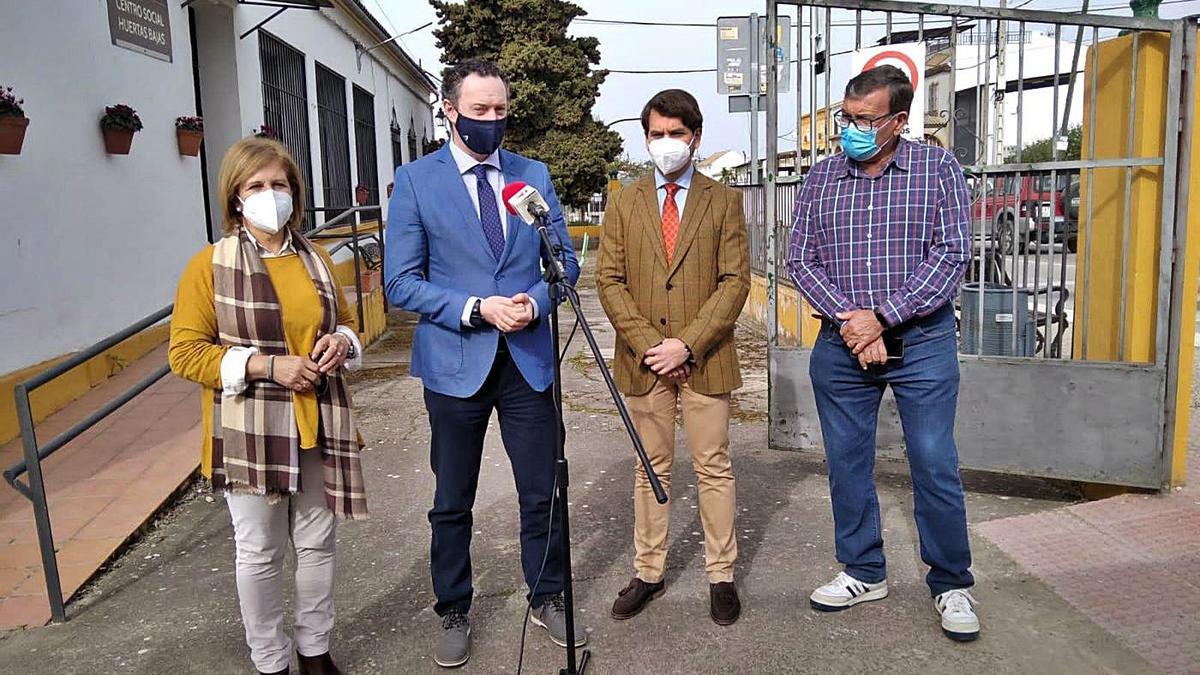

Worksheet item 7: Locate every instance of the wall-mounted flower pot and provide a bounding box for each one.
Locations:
[177,128,203,156]
[102,126,135,155]
[0,116,29,155]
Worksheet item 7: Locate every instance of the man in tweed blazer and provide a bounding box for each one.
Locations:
[597,89,750,626]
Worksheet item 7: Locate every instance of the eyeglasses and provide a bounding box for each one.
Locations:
[833,110,899,132]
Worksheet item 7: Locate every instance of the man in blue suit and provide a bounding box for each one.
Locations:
[385,59,583,668]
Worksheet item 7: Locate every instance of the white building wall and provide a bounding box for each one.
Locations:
[0,1,206,375]
[0,1,435,376]
[216,5,435,221]
[948,32,1087,159]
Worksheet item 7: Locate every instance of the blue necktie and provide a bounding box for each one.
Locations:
[472,164,505,260]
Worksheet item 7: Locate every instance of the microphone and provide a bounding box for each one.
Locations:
[502,181,551,225]
[501,181,566,282]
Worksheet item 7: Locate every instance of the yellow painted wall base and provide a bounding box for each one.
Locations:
[0,324,170,447]
[352,287,387,346]
[567,224,603,240]
[743,274,821,348]
[331,257,386,345]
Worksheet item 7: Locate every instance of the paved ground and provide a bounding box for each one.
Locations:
[0,347,199,629]
[0,272,1184,674]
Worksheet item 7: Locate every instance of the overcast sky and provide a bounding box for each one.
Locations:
[371,0,1200,161]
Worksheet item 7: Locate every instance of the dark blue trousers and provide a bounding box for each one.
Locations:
[423,344,563,616]
[809,304,975,596]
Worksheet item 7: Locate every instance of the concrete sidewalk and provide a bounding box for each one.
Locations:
[0,274,1185,674]
[0,346,200,630]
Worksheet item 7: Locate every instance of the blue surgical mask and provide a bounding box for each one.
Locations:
[841,125,884,162]
[454,112,506,156]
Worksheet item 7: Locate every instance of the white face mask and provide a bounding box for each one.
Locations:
[239,189,293,234]
[647,137,695,175]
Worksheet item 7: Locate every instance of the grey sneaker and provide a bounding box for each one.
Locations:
[530,594,588,648]
[435,610,471,668]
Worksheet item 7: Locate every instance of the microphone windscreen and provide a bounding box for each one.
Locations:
[501,181,529,216]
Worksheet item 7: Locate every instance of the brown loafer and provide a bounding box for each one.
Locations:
[710,582,741,625]
[297,651,341,675]
[611,577,665,620]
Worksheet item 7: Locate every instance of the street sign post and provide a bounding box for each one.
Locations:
[719,14,791,182]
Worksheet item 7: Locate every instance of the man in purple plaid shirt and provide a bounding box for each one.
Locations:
[787,66,980,642]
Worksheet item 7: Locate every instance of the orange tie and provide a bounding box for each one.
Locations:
[662,183,681,264]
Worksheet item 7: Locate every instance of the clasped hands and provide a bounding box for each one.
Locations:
[250,333,352,393]
[644,337,692,382]
[837,309,888,371]
[481,293,535,333]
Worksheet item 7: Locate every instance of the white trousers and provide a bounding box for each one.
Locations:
[226,447,336,673]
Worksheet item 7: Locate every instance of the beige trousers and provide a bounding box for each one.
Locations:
[627,378,737,584]
[226,447,336,673]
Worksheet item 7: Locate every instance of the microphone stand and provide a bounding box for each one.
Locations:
[533,211,667,675]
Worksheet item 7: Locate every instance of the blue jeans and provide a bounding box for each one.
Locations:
[809,305,974,596]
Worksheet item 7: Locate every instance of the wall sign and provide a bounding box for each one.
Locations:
[107,0,173,63]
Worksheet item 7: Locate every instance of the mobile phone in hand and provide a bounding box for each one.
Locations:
[884,335,904,361]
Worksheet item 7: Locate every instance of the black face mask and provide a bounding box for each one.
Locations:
[453,111,507,156]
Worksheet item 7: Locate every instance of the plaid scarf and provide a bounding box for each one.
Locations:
[210,228,368,519]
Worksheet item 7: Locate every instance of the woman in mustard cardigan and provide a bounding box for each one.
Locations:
[169,137,367,675]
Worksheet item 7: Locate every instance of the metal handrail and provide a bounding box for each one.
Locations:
[306,204,380,234]
[304,205,386,332]
[3,303,174,623]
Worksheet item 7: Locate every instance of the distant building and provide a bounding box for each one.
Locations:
[786,23,1085,171]
[696,149,748,181]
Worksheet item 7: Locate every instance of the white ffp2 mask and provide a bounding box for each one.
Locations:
[239,190,293,234]
[648,137,694,175]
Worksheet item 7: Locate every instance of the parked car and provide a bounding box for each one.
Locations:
[1061,176,1080,253]
[969,172,1076,254]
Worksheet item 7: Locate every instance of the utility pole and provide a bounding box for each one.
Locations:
[993,0,1007,164]
[750,12,761,183]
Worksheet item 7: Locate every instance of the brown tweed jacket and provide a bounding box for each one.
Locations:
[597,171,750,397]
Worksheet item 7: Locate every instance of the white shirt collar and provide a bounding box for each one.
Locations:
[655,163,695,192]
[246,226,295,258]
[448,138,502,176]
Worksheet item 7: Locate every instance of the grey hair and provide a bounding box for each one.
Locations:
[844,64,914,114]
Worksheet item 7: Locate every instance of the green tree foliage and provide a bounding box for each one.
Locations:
[1006,124,1083,163]
[431,0,623,207]
[607,153,653,181]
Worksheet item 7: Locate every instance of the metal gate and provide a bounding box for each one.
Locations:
[259,32,315,230]
[762,0,1196,488]
[316,62,353,216]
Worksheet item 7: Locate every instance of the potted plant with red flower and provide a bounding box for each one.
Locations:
[100,104,143,155]
[175,115,204,156]
[0,86,29,155]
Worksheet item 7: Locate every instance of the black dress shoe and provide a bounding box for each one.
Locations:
[297,651,341,675]
[710,581,741,625]
[611,577,665,619]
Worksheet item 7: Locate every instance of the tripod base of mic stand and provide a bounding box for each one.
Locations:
[560,648,591,675]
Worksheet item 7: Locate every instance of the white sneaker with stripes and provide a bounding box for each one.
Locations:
[809,571,889,611]
[934,588,980,641]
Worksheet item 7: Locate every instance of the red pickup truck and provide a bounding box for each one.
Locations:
[970,173,1076,254]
